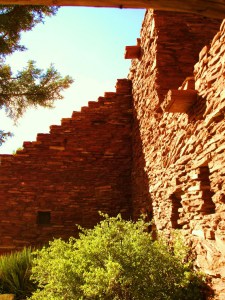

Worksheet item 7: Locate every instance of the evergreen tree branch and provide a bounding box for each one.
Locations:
[0,6,74,146]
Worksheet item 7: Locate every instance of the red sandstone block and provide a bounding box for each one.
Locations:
[98,96,106,105]
[23,141,32,147]
[124,45,141,59]
[81,106,89,113]
[61,118,72,125]
[71,111,82,119]
[88,101,100,108]
[50,125,62,133]
[115,83,132,94]
[116,79,132,87]
[104,92,116,98]
[36,133,50,142]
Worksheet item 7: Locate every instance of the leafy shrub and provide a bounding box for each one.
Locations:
[0,247,36,299]
[29,214,206,300]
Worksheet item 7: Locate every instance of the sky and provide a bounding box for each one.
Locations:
[0,7,145,154]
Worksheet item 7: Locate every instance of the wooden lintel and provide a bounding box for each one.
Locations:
[0,0,224,19]
[161,89,197,113]
[124,45,141,59]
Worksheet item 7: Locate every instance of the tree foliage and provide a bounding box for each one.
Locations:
[0,60,73,120]
[0,5,74,144]
[0,130,12,145]
[0,5,58,57]
[29,214,206,300]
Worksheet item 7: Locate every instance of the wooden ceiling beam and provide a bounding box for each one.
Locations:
[0,0,224,19]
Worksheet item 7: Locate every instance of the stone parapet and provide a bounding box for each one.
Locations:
[0,79,133,252]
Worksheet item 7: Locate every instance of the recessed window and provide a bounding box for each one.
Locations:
[199,166,215,214]
[92,120,106,125]
[37,211,51,226]
[171,192,183,229]
[63,138,68,146]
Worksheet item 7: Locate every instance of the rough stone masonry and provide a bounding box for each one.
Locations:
[0,80,133,249]
[0,9,225,298]
[129,10,224,299]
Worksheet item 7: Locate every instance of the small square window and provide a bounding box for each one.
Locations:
[37,211,51,226]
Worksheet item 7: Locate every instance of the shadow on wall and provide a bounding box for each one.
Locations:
[132,109,153,223]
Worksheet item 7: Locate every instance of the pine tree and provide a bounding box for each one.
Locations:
[0,6,58,57]
[0,6,74,144]
[0,130,12,146]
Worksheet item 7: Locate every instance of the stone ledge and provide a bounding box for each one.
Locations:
[161,89,198,113]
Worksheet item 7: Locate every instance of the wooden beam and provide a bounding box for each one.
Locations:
[124,45,141,59]
[0,0,224,19]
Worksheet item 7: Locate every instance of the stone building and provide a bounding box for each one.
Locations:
[0,9,225,298]
[129,10,225,298]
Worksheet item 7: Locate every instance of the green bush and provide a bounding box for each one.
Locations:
[0,247,36,299]
[29,214,206,300]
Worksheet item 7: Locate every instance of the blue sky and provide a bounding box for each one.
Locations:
[0,7,145,153]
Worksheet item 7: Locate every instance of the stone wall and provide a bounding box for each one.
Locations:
[0,79,133,252]
[129,10,224,298]
[130,10,221,219]
[0,7,225,298]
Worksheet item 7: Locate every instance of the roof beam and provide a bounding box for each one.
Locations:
[0,0,224,19]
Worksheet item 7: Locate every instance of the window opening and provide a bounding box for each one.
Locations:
[37,211,51,226]
[199,166,215,214]
[63,138,68,146]
[171,192,182,229]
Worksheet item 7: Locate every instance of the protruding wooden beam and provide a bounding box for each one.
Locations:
[0,0,224,19]
[161,89,197,113]
[124,45,141,59]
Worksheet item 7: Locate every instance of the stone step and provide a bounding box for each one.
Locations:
[8,79,132,155]
[88,101,100,108]
[36,133,51,142]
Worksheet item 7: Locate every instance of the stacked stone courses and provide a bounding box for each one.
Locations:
[1,8,225,298]
[129,10,224,299]
[0,79,133,250]
[130,10,221,220]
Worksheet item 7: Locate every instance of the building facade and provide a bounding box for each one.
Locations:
[0,9,225,298]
